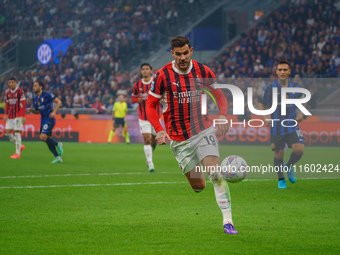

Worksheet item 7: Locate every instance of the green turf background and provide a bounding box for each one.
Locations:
[1,142,339,254]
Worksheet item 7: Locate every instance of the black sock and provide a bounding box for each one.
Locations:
[274,157,284,180]
[286,152,302,169]
[47,137,58,146]
[151,142,157,152]
[46,138,59,157]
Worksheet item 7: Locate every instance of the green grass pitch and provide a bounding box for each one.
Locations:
[0,142,339,254]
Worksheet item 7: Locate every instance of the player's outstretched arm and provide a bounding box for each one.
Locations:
[4,100,9,122]
[27,108,39,114]
[20,96,26,124]
[214,88,229,135]
[259,103,271,126]
[155,130,171,145]
[131,95,143,104]
[146,94,169,145]
[49,97,62,118]
[215,115,229,136]
[296,103,307,122]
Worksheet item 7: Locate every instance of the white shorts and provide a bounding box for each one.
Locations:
[139,119,156,135]
[5,117,23,131]
[170,126,219,175]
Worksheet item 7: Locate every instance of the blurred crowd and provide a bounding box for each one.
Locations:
[1,0,339,114]
[0,0,206,113]
[212,0,340,80]
[208,0,340,111]
[1,0,206,64]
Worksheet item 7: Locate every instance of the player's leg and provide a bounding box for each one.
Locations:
[13,131,22,156]
[40,122,62,162]
[6,127,20,158]
[285,129,305,183]
[139,119,155,171]
[202,155,237,234]
[40,133,56,156]
[171,130,236,233]
[288,143,304,167]
[271,135,287,188]
[151,124,157,152]
[284,143,304,183]
[151,134,157,151]
[5,119,17,146]
[274,149,285,178]
[122,122,130,144]
[274,149,287,188]
[13,117,24,157]
[5,130,16,143]
[196,127,237,234]
[171,135,204,190]
[143,133,154,172]
[108,120,116,143]
[185,163,206,192]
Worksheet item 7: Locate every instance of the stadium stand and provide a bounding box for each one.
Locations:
[210,0,340,111]
[0,0,339,112]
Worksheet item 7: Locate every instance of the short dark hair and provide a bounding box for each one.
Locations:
[36,80,44,89]
[170,36,191,50]
[277,60,291,69]
[9,77,17,81]
[140,63,152,70]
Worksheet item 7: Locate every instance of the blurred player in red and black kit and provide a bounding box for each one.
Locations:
[4,77,26,158]
[146,36,238,234]
[132,63,162,172]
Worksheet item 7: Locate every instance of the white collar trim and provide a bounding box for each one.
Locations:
[11,87,18,93]
[172,60,193,75]
[142,78,153,84]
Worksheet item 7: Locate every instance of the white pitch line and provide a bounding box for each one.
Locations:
[1,172,338,180]
[0,177,338,190]
[243,177,340,182]
[0,172,180,179]
[0,181,188,189]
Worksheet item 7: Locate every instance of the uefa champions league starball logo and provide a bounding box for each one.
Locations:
[37,43,52,65]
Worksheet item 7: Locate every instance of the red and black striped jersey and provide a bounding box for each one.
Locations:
[132,78,161,121]
[5,88,26,119]
[148,60,217,141]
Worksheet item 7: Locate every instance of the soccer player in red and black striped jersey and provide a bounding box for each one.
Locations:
[146,36,238,234]
[4,77,26,158]
[132,63,162,172]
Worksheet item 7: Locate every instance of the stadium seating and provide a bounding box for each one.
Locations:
[208,0,340,111]
[0,0,339,112]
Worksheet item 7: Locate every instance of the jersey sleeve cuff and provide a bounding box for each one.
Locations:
[149,91,162,99]
[218,112,228,118]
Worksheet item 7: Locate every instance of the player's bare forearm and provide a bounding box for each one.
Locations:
[259,103,271,126]
[296,103,307,122]
[53,98,62,113]
[48,98,62,118]
[146,95,164,133]
[216,115,229,136]
[27,108,39,114]
[296,113,304,122]
[155,130,171,145]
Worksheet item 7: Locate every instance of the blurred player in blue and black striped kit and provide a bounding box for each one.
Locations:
[259,60,306,189]
[28,81,64,163]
